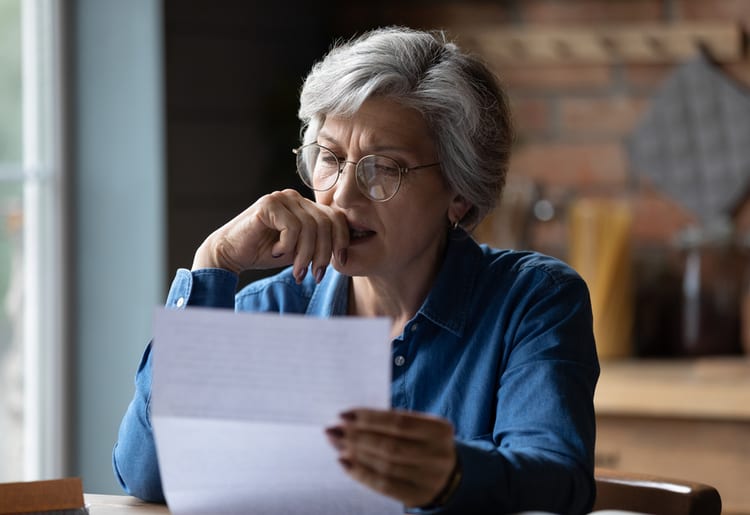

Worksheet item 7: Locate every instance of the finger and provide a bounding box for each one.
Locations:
[342,427,446,464]
[327,208,350,266]
[258,193,302,259]
[296,201,335,282]
[345,447,424,483]
[262,191,320,281]
[288,208,318,283]
[341,408,454,441]
[338,456,436,507]
[346,444,451,485]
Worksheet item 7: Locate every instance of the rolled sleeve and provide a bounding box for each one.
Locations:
[166,268,238,309]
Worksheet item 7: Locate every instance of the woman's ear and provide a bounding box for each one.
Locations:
[449,194,472,225]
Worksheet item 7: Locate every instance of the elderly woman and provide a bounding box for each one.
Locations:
[113,26,599,514]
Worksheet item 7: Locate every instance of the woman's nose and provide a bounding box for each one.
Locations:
[333,161,364,205]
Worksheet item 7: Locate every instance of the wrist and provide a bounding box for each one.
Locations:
[192,237,237,273]
[420,457,462,510]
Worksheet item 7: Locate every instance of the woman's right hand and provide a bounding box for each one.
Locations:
[191,189,350,283]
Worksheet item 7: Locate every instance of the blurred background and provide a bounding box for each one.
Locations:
[0,0,748,512]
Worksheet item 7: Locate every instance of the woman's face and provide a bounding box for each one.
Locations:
[314,97,463,283]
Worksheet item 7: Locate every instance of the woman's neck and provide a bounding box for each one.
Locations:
[348,246,447,339]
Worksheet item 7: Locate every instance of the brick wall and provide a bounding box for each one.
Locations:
[334,0,750,356]
[338,0,750,254]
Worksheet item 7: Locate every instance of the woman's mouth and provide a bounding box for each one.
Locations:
[349,226,376,243]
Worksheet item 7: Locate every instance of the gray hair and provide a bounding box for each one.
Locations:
[298,26,514,228]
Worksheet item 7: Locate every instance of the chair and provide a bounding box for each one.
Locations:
[593,468,722,515]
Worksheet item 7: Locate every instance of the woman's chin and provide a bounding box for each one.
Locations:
[330,256,369,278]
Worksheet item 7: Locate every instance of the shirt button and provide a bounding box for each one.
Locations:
[175,297,185,308]
[410,323,419,332]
[394,355,406,367]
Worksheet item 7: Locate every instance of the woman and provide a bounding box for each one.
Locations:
[113,26,599,514]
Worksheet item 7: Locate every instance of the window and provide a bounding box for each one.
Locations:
[0,0,67,481]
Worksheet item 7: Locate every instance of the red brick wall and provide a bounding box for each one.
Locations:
[335,0,750,356]
[463,1,749,256]
[355,0,750,257]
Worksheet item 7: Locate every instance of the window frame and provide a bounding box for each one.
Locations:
[19,0,69,480]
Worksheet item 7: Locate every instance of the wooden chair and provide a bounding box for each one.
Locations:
[593,468,722,515]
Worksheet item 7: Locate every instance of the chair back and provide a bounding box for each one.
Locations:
[593,468,722,515]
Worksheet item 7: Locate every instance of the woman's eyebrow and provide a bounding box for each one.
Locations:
[317,134,414,155]
[316,130,342,146]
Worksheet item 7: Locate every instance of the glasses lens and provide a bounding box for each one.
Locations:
[357,156,401,201]
[296,144,340,191]
[315,145,342,191]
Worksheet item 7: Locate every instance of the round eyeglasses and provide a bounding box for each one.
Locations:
[293,143,441,202]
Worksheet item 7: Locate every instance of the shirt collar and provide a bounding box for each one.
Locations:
[306,267,349,317]
[417,231,481,338]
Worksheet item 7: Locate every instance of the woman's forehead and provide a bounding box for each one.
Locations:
[318,98,434,152]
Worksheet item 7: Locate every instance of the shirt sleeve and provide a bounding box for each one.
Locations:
[112,267,239,501]
[411,274,599,515]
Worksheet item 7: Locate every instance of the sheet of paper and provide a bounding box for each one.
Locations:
[151,307,402,515]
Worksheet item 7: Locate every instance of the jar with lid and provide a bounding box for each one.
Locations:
[675,219,743,356]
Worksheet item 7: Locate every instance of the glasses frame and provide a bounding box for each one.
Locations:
[293,142,441,202]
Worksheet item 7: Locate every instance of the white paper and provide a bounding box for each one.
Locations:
[151,307,402,515]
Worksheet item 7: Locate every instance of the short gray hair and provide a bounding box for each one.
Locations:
[298,26,514,228]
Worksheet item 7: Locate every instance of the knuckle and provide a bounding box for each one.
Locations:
[384,438,401,456]
[266,190,284,202]
[393,414,411,432]
[374,474,393,494]
[379,459,397,477]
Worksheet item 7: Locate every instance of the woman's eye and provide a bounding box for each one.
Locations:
[376,164,399,176]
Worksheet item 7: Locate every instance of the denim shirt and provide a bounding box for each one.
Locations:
[113,233,599,514]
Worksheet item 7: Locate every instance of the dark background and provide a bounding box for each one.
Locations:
[163,0,457,285]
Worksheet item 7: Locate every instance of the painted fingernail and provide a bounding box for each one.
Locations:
[338,457,353,470]
[340,410,356,422]
[294,268,306,283]
[325,426,344,439]
[337,249,348,266]
[315,266,325,283]
[325,427,345,450]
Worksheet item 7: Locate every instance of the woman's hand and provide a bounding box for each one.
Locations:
[192,189,349,282]
[325,408,458,508]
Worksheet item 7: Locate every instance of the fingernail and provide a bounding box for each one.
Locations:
[271,252,284,258]
[325,427,345,450]
[338,457,353,470]
[325,426,344,439]
[315,266,325,283]
[337,249,348,266]
[340,410,356,422]
[295,267,306,283]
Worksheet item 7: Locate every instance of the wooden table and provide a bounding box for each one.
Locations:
[85,494,169,514]
[594,357,750,514]
[83,494,646,514]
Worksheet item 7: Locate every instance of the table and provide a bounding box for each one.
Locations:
[84,494,648,514]
[85,494,169,514]
[595,357,750,514]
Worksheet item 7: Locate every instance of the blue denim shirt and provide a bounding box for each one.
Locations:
[113,233,599,514]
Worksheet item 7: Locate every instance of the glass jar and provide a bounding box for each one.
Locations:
[676,221,743,356]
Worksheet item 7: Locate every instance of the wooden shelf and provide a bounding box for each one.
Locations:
[460,23,744,64]
[595,357,750,420]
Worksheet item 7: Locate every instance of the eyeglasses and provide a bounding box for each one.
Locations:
[293,143,441,202]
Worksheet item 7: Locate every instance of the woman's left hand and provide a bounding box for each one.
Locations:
[325,408,457,507]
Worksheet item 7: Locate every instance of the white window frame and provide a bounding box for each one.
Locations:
[21,0,68,480]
